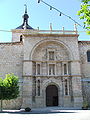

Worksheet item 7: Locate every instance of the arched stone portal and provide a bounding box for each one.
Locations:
[46,85,58,106]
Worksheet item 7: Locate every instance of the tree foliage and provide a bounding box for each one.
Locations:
[0,74,19,100]
[78,0,90,33]
[0,74,19,111]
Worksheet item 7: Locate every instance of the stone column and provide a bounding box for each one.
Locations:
[60,62,64,107]
[36,79,38,96]
[60,78,64,107]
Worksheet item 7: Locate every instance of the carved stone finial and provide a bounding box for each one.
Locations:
[24,4,27,13]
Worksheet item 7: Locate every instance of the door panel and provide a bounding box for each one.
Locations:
[46,85,58,106]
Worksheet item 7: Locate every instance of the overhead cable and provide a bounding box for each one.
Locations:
[37,0,89,30]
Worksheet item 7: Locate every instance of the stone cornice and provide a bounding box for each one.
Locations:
[78,41,90,45]
[22,74,81,78]
[23,60,80,63]
[23,33,79,37]
[0,41,23,46]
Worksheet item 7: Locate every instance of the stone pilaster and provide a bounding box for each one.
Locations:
[71,61,83,108]
[22,61,33,108]
[21,76,32,108]
[71,77,83,107]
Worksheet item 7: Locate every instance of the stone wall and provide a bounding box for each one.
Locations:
[0,42,23,78]
[79,41,90,106]
[0,42,23,109]
[79,41,90,77]
[22,33,83,108]
[0,31,85,109]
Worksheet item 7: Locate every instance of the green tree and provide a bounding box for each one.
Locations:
[0,78,5,111]
[0,74,19,111]
[77,0,90,33]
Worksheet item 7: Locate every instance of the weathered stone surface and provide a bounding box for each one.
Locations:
[0,29,90,109]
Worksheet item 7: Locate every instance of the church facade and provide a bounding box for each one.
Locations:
[0,8,90,109]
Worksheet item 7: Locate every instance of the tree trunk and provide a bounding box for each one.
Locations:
[0,99,3,111]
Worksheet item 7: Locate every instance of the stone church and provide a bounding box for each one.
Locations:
[0,7,90,109]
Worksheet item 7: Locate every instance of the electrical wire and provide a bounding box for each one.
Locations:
[0,30,11,32]
[37,0,89,31]
[0,0,88,33]
[0,29,88,33]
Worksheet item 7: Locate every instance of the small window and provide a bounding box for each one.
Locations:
[49,64,55,75]
[33,78,36,96]
[87,51,90,62]
[38,80,40,96]
[49,51,54,60]
[64,64,67,75]
[37,64,40,75]
[20,35,22,42]
[65,79,68,95]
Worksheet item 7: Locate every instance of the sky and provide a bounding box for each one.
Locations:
[0,0,90,42]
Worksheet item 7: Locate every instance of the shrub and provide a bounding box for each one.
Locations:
[82,101,89,110]
[25,107,31,112]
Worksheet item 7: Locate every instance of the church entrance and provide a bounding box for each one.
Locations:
[46,85,58,106]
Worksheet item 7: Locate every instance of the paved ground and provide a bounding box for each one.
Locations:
[0,107,90,120]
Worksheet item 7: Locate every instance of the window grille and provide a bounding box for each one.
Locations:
[49,51,54,60]
[87,51,90,62]
[38,80,40,96]
[65,79,68,95]
[64,64,67,74]
[37,64,40,75]
[49,64,55,75]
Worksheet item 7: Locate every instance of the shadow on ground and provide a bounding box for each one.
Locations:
[0,110,77,114]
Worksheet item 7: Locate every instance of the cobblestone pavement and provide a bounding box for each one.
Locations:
[0,107,90,120]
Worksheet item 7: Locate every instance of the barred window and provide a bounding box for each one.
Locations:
[65,79,68,95]
[33,78,36,97]
[38,80,40,96]
[37,64,40,75]
[49,51,54,60]
[49,64,55,75]
[87,51,90,62]
[64,64,67,75]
